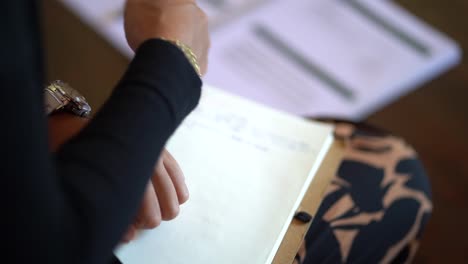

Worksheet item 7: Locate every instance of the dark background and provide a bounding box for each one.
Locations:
[42,0,468,262]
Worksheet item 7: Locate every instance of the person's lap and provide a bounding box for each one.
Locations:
[110,121,432,264]
[296,121,432,264]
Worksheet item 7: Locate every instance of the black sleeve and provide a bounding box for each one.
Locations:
[4,38,201,264]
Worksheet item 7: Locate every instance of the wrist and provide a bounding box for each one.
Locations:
[158,38,201,77]
[127,39,202,124]
[48,112,90,152]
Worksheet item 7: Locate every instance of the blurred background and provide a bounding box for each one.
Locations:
[41,0,467,262]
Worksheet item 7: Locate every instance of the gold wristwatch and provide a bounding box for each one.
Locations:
[44,80,91,117]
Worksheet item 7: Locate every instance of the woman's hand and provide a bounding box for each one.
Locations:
[124,0,210,75]
[48,113,189,243]
[122,148,188,242]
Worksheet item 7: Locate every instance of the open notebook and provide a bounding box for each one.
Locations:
[114,86,334,264]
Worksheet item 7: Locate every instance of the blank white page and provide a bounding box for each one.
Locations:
[115,86,334,264]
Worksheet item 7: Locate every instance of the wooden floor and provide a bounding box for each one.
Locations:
[366,1,468,262]
[43,0,468,262]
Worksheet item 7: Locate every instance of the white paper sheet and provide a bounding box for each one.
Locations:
[59,0,461,120]
[114,86,334,263]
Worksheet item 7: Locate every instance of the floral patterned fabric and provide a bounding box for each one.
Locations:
[295,122,432,264]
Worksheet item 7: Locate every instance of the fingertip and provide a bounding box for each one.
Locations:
[145,214,162,229]
[179,186,190,204]
[161,202,180,221]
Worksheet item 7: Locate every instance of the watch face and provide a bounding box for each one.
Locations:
[49,80,92,117]
[54,81,85,102]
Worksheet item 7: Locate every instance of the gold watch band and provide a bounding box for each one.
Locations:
[160,38,201,77]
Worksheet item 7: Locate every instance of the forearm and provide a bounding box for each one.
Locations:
[2,38,199,264]
[54,39,201,263]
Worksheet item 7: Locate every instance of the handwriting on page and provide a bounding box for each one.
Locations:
[181,104,311,153]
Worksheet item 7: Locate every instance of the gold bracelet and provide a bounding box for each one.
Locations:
[160,38,201,77]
